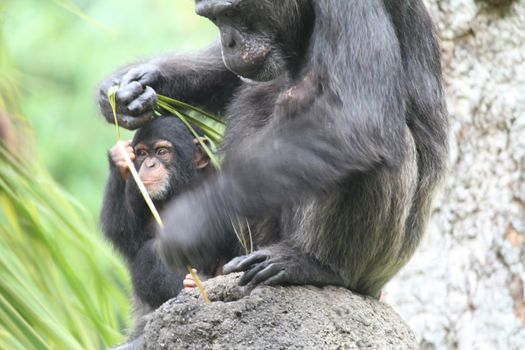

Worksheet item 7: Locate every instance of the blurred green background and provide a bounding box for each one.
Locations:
[4,0,217,215]
[0,1,218,348]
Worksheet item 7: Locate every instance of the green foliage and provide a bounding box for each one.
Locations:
[0,1,218,348]
[1,7,131,346]
[0,145,131,350]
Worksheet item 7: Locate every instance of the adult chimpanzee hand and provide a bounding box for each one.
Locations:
[98,64,163,130]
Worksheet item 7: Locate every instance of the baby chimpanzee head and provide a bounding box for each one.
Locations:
[131,117,208,201]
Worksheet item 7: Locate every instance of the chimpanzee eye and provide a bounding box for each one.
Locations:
[136,149,148,157]
[156,148,169,156]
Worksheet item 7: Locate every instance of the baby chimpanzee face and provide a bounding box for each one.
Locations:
[134,139,175,201]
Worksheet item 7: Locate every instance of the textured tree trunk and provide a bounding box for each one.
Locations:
[385,0,525,348]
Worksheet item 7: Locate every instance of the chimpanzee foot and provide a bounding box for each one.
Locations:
[223,244,345,288]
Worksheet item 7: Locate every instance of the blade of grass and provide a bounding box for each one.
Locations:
[157,95,225,124]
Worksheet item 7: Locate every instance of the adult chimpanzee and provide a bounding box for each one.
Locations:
[100,116,240,348]
[98,0,448,299]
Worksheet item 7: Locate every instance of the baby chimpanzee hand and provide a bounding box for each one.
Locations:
[109,140,135,180]
[183,269,198,289]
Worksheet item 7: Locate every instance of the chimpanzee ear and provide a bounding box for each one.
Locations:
[194,137,210,170]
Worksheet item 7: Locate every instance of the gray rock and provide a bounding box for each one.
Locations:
[142,274,417,350]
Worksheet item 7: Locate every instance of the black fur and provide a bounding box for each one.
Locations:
[99,0,448,299]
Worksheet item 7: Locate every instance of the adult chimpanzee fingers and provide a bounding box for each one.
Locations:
[222,256,244,274]
[248,264,284,286]
[99,77,121,100]
[239,260,269,286]
[118,113,156,130]
[120,67,144,88]
[223,252,269,274]
[116,81,144,104]
[128,86,157,115]
[121,64,161,87]
[262,270,288,286]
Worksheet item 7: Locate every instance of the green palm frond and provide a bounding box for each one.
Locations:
[0,144,130,350]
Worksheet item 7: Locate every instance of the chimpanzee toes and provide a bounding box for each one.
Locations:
[223,251,269,274]
[262,270,289,286]
[238,259,269,285]
[223,256,245,274]
[247,264,284,286]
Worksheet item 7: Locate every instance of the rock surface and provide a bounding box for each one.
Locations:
[142,274,417,350]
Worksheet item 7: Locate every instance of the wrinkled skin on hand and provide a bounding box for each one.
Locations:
[98,64,163,130]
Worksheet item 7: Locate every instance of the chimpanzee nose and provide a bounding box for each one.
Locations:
[221,28,239,50]
[145,158,158,168]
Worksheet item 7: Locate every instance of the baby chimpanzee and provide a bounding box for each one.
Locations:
[100,116,240,348]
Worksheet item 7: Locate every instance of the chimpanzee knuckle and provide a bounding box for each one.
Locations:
[116,82,144,104]
[118,115,144,130]
[138,64,162,85]
[142,86,158,105]
[120,67,143,87]
[128,99,145,113]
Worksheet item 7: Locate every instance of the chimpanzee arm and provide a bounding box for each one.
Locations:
[131,240,185,308]
[98,42,241,130]
[100,160,149,260]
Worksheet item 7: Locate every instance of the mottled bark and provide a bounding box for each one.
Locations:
[385,1,525,348]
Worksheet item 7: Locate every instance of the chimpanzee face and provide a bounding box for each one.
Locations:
[134,140,175,201]
[195,0,307,82]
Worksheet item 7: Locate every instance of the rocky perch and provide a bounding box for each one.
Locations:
[142,274,417,349]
